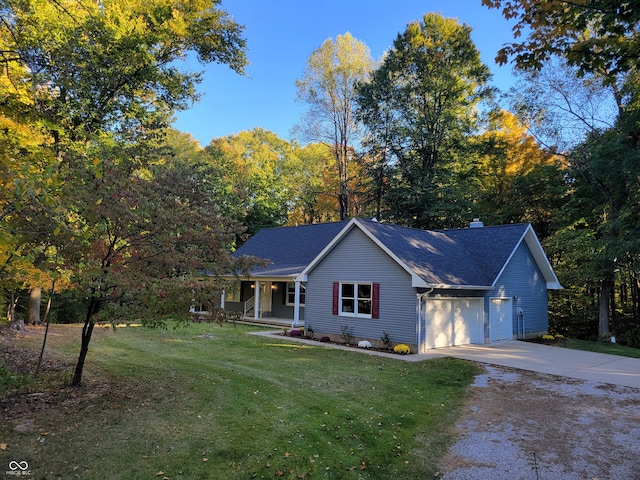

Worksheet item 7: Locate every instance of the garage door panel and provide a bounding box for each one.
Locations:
[426,298,483,349]
[426,299,453,349]
[453,299,484,345]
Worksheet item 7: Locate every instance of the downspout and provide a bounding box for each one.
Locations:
[417,288,434,353]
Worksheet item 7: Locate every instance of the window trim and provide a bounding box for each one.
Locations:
[285,282,305,307]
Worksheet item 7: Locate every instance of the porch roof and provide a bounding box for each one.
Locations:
[232,221,348,278]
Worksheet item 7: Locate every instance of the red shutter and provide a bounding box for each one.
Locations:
[332,282,339,315]
[372,283,380,318]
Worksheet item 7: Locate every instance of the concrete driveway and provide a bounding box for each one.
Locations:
[254,330,640,388]
[419,341,640,388]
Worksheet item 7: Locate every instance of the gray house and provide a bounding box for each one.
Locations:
[223,218,561,352]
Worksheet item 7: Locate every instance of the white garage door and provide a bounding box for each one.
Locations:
[490,298,513,341]
[425,298,484,349]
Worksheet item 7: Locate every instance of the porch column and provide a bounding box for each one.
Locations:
[254,281,260,319]
[293,280,301,326]
[220,289,225,309]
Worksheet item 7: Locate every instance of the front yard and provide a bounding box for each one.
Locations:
[0,322,478,479]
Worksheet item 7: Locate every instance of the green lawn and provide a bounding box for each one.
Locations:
[0,323,479,479]
[561,337,640,358]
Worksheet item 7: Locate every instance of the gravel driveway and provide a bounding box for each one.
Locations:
[438,364,640,480]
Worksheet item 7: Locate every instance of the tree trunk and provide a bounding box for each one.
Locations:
[36,279,57,375]
[8,292,24,331]
[598,279,612,341]
[27,287,41,325]
[71,297,97,387]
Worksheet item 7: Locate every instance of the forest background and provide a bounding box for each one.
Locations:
[1,0,639,385]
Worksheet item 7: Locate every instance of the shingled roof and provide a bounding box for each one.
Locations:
[234,218,561,289]
[233,221,349,277]
[357,220,536,288]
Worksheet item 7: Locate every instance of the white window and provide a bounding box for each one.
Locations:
[340,282,372,317]
[285,282,305,306]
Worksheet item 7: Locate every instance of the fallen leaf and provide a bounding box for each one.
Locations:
[284,452,290,458]
[202,458,208,462]
[156,471,164,477]
[0,443,7,450]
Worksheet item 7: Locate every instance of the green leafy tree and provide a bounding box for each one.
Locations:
[485,0,640,341]
[288,143,341,225]
[356,13,492,228]
[64,138,251,386]
[295,32,374,220]
[0,0,249,385]
[206,129,301,238]
[482,0,639,92]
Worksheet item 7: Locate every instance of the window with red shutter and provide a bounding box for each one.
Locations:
[334,282,378,318]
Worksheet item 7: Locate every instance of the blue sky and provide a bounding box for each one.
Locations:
[171,0,518,146]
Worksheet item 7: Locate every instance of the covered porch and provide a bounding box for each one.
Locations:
[222,278,306,327]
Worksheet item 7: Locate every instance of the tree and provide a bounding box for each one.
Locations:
[356,13,492,228]
[482,0,639,91]
[473,110,565,237]
[295,32,374,220]
[484,1,640,342]
[0,0,249,385]
[546,114,640,342]
[287,143,341,225]
[206,129,302,238]
[508,60,620,151]
[64,136,253,386]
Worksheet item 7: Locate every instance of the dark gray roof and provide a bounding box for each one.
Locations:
[233,221,349,277]
[358,221,529,287]
[233,219,535,287]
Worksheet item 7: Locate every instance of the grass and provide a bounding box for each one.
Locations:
[0,323,479,479]
[561,337,640,358]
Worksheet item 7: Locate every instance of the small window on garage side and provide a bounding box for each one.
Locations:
[285,282,305,306]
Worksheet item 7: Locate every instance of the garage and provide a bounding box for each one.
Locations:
[425,298,484,349]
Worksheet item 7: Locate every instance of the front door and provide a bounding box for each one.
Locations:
[259,281,272,317]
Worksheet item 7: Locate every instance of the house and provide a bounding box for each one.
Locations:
[222,218,561,352]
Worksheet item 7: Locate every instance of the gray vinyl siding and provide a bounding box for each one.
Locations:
[490,241,549,336]
[305,227,417,345]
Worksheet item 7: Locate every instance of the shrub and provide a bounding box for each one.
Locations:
[541,334,555,341]
[289,329,302,337]
[304,325,314,338]
[319,336,331,343]
[340,325,354,344]
[358,340,372,349]
[380,331,393,350]
[393,344,411,355]
[554,333,565,339]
